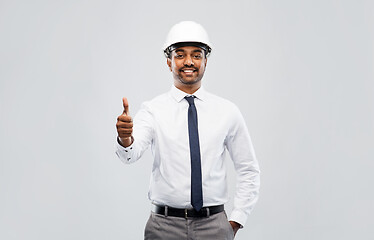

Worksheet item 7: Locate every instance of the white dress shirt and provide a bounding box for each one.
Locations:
[116,85,260,226]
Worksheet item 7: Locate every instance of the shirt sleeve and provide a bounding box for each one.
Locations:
[116,102,154,164]
[225,106,260,227]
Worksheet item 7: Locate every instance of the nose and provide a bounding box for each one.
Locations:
[183,55,194,66]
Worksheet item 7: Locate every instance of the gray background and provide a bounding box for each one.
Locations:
[1,0,373,239]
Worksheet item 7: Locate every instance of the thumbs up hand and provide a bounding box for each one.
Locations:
[116,97,134,147]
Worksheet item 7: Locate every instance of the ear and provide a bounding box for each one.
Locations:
[167,58,172,71]
[204,57,207,67]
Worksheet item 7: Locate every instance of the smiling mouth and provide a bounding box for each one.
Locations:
[181,69,197,73]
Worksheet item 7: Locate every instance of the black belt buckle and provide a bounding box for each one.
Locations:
[199,207,210,218]
[164,206,168,217]
[205,207,210,217]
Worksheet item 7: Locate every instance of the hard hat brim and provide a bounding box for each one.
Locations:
[164,41,212,58]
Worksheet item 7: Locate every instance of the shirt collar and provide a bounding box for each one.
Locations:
[170,85,206,102]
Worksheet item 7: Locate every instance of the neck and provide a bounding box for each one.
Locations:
[174,82,201,95]
[175,84,200,94]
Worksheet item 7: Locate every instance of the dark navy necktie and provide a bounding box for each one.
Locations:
[185,96,203,212]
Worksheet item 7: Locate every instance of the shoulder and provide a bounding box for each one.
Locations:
[140,91,171,111]
[204,90,241,115]
[134,92,170,121]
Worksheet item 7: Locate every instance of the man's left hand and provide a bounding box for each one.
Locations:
[229,221,241,236]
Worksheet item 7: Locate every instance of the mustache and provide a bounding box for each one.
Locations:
[180,67,198,71]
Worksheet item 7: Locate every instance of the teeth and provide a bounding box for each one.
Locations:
[184,70,193,73]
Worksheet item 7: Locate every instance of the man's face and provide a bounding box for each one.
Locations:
[167,46,207,86]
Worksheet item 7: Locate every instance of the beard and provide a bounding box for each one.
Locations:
[175,68,204,85]
[176,75,202,85]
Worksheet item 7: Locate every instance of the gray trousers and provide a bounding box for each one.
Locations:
[144,211,234,240]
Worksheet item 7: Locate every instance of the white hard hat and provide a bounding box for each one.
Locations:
[163,21,212,58]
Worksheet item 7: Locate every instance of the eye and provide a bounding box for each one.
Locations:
[193,54,202,59]
[175,54,184,59]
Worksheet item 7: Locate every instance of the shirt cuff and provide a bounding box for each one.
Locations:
[229,209,248,228]
[116,137,135,163]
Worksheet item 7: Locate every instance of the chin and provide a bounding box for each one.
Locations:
[178,76,202,84]
[180,79,200,85]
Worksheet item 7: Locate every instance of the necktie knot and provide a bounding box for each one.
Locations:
[185,96,195,106]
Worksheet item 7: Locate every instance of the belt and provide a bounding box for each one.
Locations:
[153,204,224,219]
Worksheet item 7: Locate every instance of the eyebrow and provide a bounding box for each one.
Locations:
[175,49,203,53]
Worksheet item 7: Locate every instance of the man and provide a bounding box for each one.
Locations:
[116,21,260,240]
